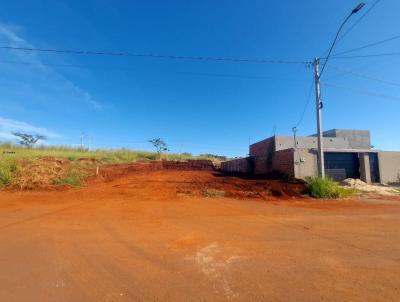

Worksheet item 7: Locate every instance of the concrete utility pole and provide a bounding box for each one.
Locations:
[313,3,365,178]
[314,58,325,177]
[80,132,84,150]
[292,126,298,150]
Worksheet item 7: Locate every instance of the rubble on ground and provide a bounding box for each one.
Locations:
[341,178,400,196]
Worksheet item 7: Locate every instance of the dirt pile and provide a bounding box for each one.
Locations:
[10,157,100,190]
[175,174,306,199]
[92,164,306,200]
[12,157,71,190]
[7,159,216,191]
[6,158,306,198]
[341,178,400,196]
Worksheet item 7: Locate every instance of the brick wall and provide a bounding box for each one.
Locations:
[220,158,252,174]
[249,137,275,157]
[221,148,294,178]
[272,149,294,177]
[251,149,294,177]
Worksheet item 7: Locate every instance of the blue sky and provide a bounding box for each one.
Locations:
[0,0,399,156]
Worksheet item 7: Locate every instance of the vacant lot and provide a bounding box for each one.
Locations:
[0,169,399,301]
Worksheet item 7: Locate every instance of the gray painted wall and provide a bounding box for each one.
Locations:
[378,151,400,184]
[275,136,351,151]
[250,129,372,156]
[332,130,371,149]
[293,149,318,179]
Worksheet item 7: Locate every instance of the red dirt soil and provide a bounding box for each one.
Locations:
[89,161,306,199]
[0,168,399,301]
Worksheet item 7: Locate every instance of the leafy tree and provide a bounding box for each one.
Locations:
[12,132,46,148]
[148,138,169,159]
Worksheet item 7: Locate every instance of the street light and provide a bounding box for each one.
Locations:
[352,3,366,14]
[314,3,365,178]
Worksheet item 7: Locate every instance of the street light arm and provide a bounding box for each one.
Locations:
[319,3,365,78]
[319,13,352,78]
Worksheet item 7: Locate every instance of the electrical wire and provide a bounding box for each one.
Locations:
[327,52,400,59]
[0,59,308,81]
[332,34,400,57]
[323,82,400,102]
[319,12,354,78]
[320,1,380,58]
[0,45,311,65]
[294,78,314,128]
[328,65,400,87]
[337,0,381,43]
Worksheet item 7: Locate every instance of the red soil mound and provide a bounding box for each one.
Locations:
[89,161,306,200]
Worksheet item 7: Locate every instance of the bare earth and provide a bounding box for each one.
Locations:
[0,169,399,301]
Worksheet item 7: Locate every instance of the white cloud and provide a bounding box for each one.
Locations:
[0,117,61,140]
[0,23,102,110]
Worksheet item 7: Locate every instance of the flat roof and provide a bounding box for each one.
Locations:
[296,148,377,153]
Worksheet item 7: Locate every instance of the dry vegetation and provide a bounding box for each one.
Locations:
[0,144,225,189]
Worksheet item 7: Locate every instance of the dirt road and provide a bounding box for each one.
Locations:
[0,170,399,301]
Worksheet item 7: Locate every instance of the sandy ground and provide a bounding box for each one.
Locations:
[0,170,399,301]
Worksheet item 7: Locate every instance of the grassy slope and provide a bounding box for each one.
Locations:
[0,144,224,188]
[0,144,218,163]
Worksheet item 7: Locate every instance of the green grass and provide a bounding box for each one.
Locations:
[202,188,226,198]
[306,177,357,199]
[0,144,224,163]
[0,143,226,189]
[54,166,89,188]
[0,159,17,187]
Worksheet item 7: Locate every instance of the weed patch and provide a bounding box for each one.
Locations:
[306,177,356,199]
[54,166,89,188]
[0,160,17,187]
[202,188,226,198]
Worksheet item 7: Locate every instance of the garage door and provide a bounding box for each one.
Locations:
[324,152,360,181]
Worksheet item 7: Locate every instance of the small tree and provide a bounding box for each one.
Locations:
[148,138,169,159]
[12,132,46,148]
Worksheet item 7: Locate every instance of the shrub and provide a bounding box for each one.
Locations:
[306,177,355,199]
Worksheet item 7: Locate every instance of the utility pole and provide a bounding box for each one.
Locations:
[314,58,325,177]
[312,3,365,178]
[88,135,91,151]
[292,126,298,150]
[80,132,84,150]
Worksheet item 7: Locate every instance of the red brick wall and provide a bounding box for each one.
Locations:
[249,137,275,157]
[220,158,252,174]
[272,149,294,177]
[252,149,294,177]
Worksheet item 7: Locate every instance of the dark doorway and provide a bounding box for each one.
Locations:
[324,152,360,181]
[369,153,380,183]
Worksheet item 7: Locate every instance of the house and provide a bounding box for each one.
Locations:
[221,129,400,184]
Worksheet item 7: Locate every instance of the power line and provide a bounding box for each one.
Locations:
[320,0,381,58]
[319,3,367,78]
[328,65,400,87]
[323,82,400,102]
[0,59,309,81]
[327,52,400,59]
[0,45,310,65]
[337,0,381,43]
[319,11,354,78]
[332,34,400,57]
[294,78,314,128]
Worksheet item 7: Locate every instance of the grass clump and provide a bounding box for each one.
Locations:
[0,160,17,187]
[54,167,89,188]
[306,177,356,199]
[202,188,226,198]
